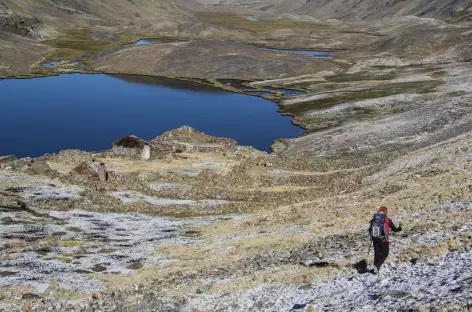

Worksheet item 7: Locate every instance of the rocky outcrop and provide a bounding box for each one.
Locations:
[0,12,43,38]
[3,157,56,176]
[151,125,238,153]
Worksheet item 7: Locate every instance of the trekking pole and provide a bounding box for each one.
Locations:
[367,236,372,256]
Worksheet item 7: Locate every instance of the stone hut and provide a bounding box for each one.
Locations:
[112,135,151,160]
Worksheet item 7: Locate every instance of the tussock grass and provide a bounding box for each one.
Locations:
[42,28,138,64]
[325,71,398,82]
[4,241,28,249]
[58,239,83,247]
[282,80,443,116]
[211,265,337,293]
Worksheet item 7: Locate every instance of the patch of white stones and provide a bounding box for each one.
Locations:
[148,182,192,192]
[110,191,230,206]
[182,251,472,311]
[0,208,230,294]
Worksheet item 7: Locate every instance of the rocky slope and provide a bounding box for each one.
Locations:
[198,0,472,21]
[0,0,196,27]
[1,122,471,311]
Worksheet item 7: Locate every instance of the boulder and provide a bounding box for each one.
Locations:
[70,160,108,182]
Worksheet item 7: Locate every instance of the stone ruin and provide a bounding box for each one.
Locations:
[112,135,151,160]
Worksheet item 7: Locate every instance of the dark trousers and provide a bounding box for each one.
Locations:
[373,241,389,269]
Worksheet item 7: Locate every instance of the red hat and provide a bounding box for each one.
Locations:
[379,206,388,213]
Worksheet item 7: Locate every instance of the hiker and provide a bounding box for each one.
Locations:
[368,206,402,274]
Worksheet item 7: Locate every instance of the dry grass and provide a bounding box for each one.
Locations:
[283,80,443,117]
[196,13,328,33]
[241,185,316,192]
[58,239,83,247]
[210,265,337,293]
[93,153,238,174]
[42,28,138,63]
[4,241,29,249]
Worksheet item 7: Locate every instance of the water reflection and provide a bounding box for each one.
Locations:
[109,74,227,93]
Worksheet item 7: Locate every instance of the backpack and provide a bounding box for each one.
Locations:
[371,213,389,241]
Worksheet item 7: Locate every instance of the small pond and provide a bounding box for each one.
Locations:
[135,39,152,45]
[260,48,334,59]
[129,39,189,46]
[0,74,303,157]
[42,60,86,69]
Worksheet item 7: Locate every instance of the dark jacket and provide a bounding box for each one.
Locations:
[368,216,402,242]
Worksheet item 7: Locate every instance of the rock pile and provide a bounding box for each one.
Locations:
[0,157,56,176]
[151,125,238,153]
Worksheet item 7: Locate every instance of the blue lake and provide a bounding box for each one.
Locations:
[0,74,302,158]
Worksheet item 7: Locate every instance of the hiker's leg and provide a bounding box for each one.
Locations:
[373,242,382,268]
[377,242,390,268]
